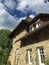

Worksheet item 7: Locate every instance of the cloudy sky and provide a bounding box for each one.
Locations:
[0,0,49,31]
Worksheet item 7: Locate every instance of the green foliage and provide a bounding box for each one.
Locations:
[0,29,12,65]
[45,58,49,65]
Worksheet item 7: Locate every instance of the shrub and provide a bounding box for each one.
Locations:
[45,58,49,65]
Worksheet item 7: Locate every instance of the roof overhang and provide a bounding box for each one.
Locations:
[9,13,49,39]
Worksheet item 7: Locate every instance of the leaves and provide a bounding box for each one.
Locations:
[0,29,12,65]
[45,58,49,65]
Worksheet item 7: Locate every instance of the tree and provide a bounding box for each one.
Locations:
[0,29,12,65]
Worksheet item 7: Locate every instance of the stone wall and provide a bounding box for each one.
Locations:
[19,40,49,65]
[8,25,49,65]
[9,39,49,65]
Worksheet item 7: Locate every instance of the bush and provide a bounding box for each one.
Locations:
[45,58,49,65]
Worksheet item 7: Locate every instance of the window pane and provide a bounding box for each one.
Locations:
[41,55,44,63]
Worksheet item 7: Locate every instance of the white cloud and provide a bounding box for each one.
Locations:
[17,0,27,11]
[0,3,28,31]
[3,0,49,15]
[0,3,19,31]
[0,0,49,30]
[3,0,49,14]
[4,0,16,9]
[16,0,49,14]
[4,0,48,14]
[29,15,35,18]
[19,17,26,21]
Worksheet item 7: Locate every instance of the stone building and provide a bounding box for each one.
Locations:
[8,13,49,65]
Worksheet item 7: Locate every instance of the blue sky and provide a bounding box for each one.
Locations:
[0,0,49,31]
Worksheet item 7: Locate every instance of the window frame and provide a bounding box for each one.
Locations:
[29,19,40,32]
[37,46,45,63]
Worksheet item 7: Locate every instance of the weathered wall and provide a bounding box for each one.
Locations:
[8,27,28,65]
[8,25,49,65]
[15,30,28,41]
[19,26,49,65]
[8,39,49,65]
[19,40,49,65]
[8,40,21,65]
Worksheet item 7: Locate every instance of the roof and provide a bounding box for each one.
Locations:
[9,13,49,38]
[21,21,49,40]
[15,21,49,42]
[29,13,49,25]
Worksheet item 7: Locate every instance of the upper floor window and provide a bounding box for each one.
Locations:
[29,19,40,32]
[29,25,34,32]
[35,21,41,28]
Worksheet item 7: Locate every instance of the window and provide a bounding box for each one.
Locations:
[36,22,40,28]
[36,21,40,28]
[29,25,34,32]
[16,49,19,59]
[15,49,19,65]
[37,47,45,64]
[39,47,44,63]
[27,49,32,64]
[29,19,40,32]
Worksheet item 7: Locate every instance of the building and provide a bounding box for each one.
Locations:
[48,0,49,2]
[8,13,49,65]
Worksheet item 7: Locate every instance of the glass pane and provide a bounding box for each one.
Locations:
[41,55,44,63]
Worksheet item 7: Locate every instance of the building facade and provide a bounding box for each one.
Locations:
[8,13,49,65]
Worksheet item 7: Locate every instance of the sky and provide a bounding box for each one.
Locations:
[0,0,49,31]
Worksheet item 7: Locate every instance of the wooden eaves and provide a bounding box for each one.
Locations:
[9,13,49,39]
[15,21,49,42]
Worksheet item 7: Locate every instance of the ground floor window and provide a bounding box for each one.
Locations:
[39,47,44,63]
[26,49,32,64]
[37,46,45,65]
